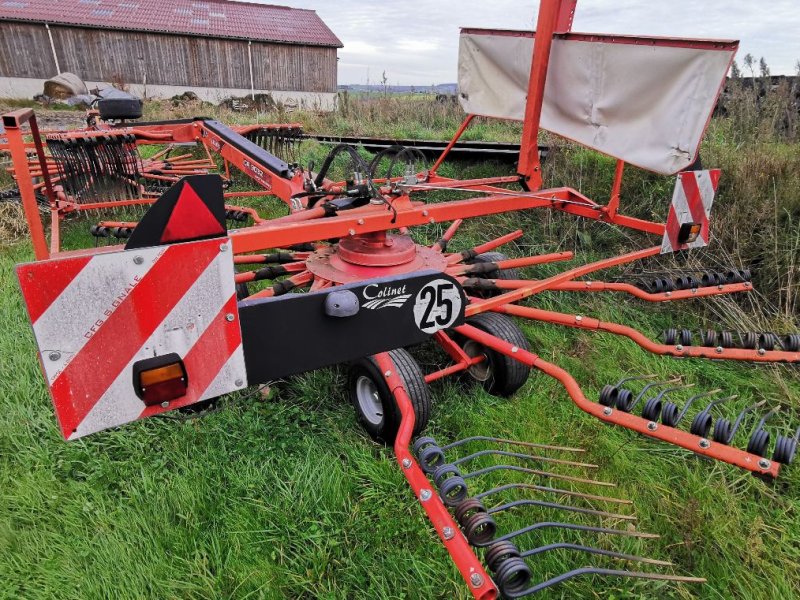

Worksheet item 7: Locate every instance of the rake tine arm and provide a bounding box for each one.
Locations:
[448,229,524,264]
[466,246,662,315]
[234,261,307,284]
[453,323,782,477]
[233,252,307,265]
[448,252,574,276]
[482,279,754,302]
[506,568,705,597]
[431,219,463,252]
[246,271,314,300]
[493,304,800,365]
[309,276,333,292]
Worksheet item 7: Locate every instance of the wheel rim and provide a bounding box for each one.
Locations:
[355,375,384,425]
[463,340,491,382]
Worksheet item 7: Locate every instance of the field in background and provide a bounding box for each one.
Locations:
[1,78,799,599]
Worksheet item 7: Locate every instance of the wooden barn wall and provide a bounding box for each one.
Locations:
[0,22,337,93]
[0,22,58,77]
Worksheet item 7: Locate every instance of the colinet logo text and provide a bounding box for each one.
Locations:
[362,283,412,310]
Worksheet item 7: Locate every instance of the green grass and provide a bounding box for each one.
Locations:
[2,102,800,599]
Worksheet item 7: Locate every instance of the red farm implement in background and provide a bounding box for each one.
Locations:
[3,0,799,597]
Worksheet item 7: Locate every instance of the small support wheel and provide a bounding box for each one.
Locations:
[348,348,431,444]
[463,313,531,397]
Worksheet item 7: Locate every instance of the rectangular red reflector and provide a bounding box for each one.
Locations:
[677,222,702,244]
[133,353,188,406]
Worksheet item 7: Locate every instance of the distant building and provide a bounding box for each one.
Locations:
[0,0,342,108]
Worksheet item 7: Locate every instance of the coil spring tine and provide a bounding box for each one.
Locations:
[641,384,695,421]
[440,436,585,453]
[480,521,659,548]
[472,483,632,506]
[688,395,736,437]
[519,542,672,566]
[486,498,636,522]
[505,568,706,598]
[451,449,597,470]
[713,400,766,445]
[746,407,780,457]
[462,464,617,487]
[619,378,680,412]
[772,426,800,465]
[661,389,721,427]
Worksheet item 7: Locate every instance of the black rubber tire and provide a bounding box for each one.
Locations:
[348,348,431,444]
[98,97,143,120]
[465,313,531,397]
[470,251,521,280]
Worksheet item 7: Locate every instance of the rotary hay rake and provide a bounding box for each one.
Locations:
[3,1,799,597]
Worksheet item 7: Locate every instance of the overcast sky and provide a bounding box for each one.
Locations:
[246,1,800,85]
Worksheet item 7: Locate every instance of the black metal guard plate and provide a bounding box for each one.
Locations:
[240,271,466,382]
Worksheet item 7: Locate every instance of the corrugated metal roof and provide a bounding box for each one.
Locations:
[0,0,342,47]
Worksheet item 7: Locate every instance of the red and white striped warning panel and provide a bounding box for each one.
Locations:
[661,169,720,254]
[16,238,246,439]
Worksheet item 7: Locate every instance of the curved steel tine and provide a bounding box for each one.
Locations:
[462,464,617,487]
[794,426,800,441]
[451,449,597,470]
[479,521,659,548]
[674,389,722,424]
[726,400,767,441]
[520,542,672,566]
[506,568,706,597]
[652,384,695,403]
[633,378,682,406]
[486,498,636,521]
[696,395,738,419]
[613,374,659,388]
[472,483,632,506]
[441,436,585,453]
[752,406,780,432]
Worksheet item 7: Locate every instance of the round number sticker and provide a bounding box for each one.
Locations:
[413,279,462,334]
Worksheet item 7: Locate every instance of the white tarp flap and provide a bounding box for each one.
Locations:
[458,31,736,174]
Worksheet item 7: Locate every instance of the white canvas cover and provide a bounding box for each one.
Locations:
[458,31,737,175]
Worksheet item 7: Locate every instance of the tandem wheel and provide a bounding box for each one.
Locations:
[459,313,531,397]
[348,348,431,444]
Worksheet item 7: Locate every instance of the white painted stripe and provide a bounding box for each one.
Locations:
[70,250,236,439]
[201,344,246,399]
[695,170,716,214]
[35,245,166,385]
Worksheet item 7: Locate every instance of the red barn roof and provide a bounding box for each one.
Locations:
[0,0,342,47]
